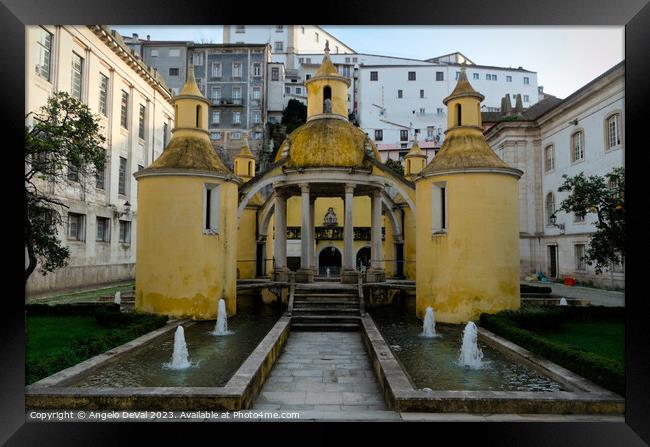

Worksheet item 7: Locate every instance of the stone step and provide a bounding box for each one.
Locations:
[294,300,359,306]
[292,307,360,314]
[290,322,360,332]
[292,315,361,322]
[294,293,358,299]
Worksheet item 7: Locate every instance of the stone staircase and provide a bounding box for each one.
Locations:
[290,283,361,331]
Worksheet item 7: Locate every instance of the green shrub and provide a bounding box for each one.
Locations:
[26,303,119,316]
[520,284,552,294]
[479,313,624,396]
[497,307,565,331]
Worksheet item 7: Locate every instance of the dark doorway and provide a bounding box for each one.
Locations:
[256,242,265,277]
[548,245,558,278]
[319,246,341,275]
[356,246,371,271]
[287,257,301,272]
[395,243,404,278]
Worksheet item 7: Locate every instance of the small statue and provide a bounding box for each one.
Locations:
[323,98,332,113]
[323,207,338,227]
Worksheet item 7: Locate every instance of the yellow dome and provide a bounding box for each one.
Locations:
[146,135,231,174]
[421,133,510,175]
[274,118,381,169]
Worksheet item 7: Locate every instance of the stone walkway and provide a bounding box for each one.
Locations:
[522,281,624,307]
[252,331,401,421]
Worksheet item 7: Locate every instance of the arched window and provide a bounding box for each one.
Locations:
[323,86,332,113]
[196,105,201,128]
[546,192,556,225]
[456,103,462,126]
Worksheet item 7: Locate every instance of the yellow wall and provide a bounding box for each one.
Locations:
[175,97,208,130]
[447,96,482,129]
[237,207,258,279]
[415,172,520,323]
[135,175,238,320]
[306,78,349,118]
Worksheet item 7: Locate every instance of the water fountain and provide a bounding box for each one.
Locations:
[164,326,192,369]
[559,297,568,306]
[458,321,484,369]
[114,291,121,305]
[421,306,439,338]
[211,299,233,336]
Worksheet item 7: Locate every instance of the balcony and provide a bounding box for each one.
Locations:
[211,98,244,107]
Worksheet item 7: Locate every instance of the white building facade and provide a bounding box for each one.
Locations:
[26,25,175,297]
[484,62,624,288]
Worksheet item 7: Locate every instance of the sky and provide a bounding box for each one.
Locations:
[112,25,624,99]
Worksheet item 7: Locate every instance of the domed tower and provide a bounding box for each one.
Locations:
[134,66,240,320]
[233,135,256,182]
[403,136,427,181]
[414,66,523,323]
[305,41,350,120]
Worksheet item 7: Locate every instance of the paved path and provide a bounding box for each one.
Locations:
[252,331,401,421]
[522,281,624,307]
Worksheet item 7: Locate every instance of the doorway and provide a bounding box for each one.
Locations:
[319,246,342,276]
[356,246,371,272]
[548,245,558,278]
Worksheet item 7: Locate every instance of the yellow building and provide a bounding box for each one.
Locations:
[135,49,521,324]
[414,66,523,323]
[134,66,240,320]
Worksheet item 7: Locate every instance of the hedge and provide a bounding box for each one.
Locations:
[26,302,119,316]
[479,311,624,396]
[520,284,552,295]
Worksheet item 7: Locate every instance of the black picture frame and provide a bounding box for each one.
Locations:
[4,0,649,444]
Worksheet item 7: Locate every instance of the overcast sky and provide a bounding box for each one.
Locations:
[112,25,624,99]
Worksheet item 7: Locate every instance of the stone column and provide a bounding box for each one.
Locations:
[273,192,288,281]
[310,197,316,274]
[341,183,358,283]
[368,189,385,282]
[296,183,313,283]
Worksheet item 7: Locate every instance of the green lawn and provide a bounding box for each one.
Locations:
[26,312,166,385]
[30,282,134,305]
[536,321,624,363]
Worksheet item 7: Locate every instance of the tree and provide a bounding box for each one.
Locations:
[384,158,405,177]
[25,92,107,284]
[556,167,624,274]
[281,99,307,134]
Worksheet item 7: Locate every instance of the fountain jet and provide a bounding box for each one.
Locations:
[211,299,233,335]
[559,298,568,306]
[114,291,121,305]
[458,321,484,369]
[421,306,439,338]
[165,326,191,369]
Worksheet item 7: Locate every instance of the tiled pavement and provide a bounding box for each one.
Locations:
[252,331,401,421]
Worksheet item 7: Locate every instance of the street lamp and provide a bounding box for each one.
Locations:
[550,213,565,232]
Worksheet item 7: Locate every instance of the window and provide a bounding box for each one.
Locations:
[204,184,221,233]
[211,87,221,102]
[574,212,585,223]
[163,122,169,148]
[274,41,283,52]
[96,217,110,242]
[571,131,585,162]
[485,73,496,81]
[523,95,530,102]
[397,90,403,99]
[506,75,512,82]
[524,77,530,85]
[169,67,179,76]
[233,111,241,124]
[235,25,245,33]
[607,113,621,149]
[374,129,383,141]
[138,164,144,172]
[71,52,83,100]
[345,57,351,63]
[436,107,443,115]
[427,126,434,138]
[119,220,131,244]
[285,86,291,94]
[545,192,555,226]
[420,89,424,98]
[431,182,447,233]
[455,72,461,80]
[98,73,109,116]
[252,131,262,140]
[232,62,242,78]
[120,90,129,129]
[408,71,416,81]
[67,213,85,241]
[276,25,284,32]
[299,58,304,64]
[212,111,220,124]
[231,132,241,140]
[252,110,260,124]
[138,104,146,139]
[296,87,302,95]
[211,132,221,140]
[315,32,319,43]
[253,63,261,77]
[575,244,586,271]
[96,150,106,189]
[419,108,426,115]
[341,65,351,77]
[232,87,242,103]
[192,52,203,65]
[211,62,222,78]
[150,49,159,57]
[118,157,127,195]
[400,130,408,141]
[370,71,378,81]
[271,67,279,81]
[353,57,357,63]
[252,87,261,100]
[544,145,555,172]
[35,27,52,81]
[473,73,479,80]
[436,71,444,81]
[169,49,180,57]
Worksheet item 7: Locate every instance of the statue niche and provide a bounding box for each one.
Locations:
[323,207,338,227]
